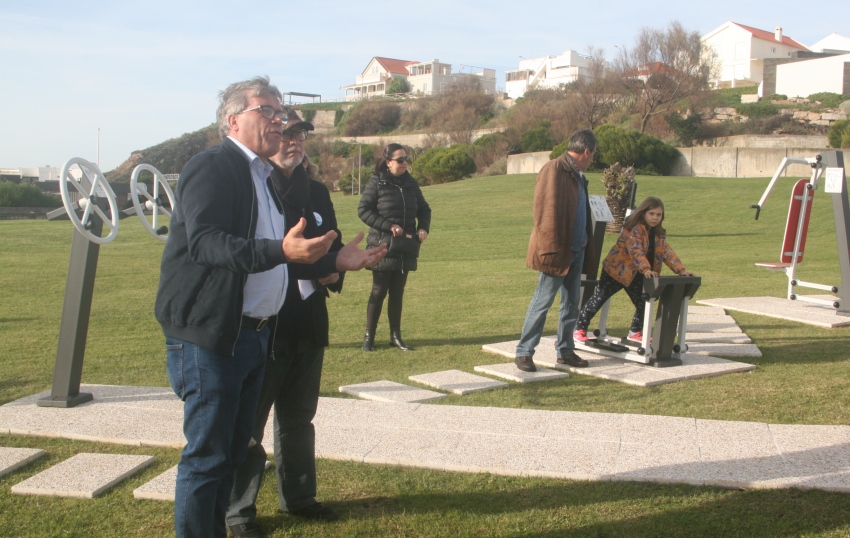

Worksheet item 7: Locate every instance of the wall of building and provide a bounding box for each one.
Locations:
[776,54,850,98]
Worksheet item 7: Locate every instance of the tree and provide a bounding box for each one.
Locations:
[386,77,411,95]
[568,47,620,129]
[614,21,714,133]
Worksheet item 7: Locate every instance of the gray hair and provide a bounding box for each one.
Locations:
[567,129,598,154]
[216,76,283,138]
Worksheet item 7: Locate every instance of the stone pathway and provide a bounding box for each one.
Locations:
[3,386,850,497]
[698,295,850,328]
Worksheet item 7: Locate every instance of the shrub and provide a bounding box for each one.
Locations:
[549,140,568,160]
[470,132,513,172]
[339,101,401,136]
[301,109,316,122]
[520,126,557,153]
[414,145,476,185]
[666,112,703,147]
[807,92,846,109]
[593,125,680,176]
[713,86,758,107]
[734,102,779,118]
[828,119,850,148]
[0,181,62,207]
[386,77,411,95]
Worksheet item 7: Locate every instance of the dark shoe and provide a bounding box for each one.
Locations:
[363,330,375,351]
[557,352,589,368]
[289,502,340,522]
[389,331,413,351]
[514,356,537,372]
[228,521,264,538]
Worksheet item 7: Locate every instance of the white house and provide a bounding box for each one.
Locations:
[775,53,850,98]
[809,33,850,54]
[505,50,594,99]
[702,22,809,88]
[344,57,497,101]
[344,57,417,101]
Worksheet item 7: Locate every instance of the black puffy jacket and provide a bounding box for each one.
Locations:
[358,171,431,272]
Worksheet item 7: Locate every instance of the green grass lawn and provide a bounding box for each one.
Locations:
[1,172,850,537]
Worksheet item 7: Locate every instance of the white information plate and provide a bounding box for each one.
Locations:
[589,195,614,222]
[825,167,845,194]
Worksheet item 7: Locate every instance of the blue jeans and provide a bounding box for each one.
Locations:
[516,250,585,359]
[166,328,268,538]
[226,341,324,526]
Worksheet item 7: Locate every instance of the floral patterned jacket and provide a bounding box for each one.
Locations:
[601,223,686,287]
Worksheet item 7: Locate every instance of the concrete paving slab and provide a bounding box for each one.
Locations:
[686,332,752,343]
[482,340,756,387]
[687,305,727,315]
[409,369,508,395]
[3,386,850,494]
[473,362,569,383]
[686,322,744,333]
[11,453,154,498]
[686,314,739,324]
[0,447,46,478]
[698,296,850,328]
[0,385,185,448]
[338,380,446,403]
[133,465,177,501]
[687,343,762,357]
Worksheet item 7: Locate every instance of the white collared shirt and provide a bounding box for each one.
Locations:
[228,136,287,318]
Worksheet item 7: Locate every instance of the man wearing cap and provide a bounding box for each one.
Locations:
[226,110,363,537]
[156,78,384,538]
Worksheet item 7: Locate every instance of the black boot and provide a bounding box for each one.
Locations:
[363,330,376,352]
[389,330,413,351]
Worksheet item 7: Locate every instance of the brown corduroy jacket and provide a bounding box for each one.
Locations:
[525,153,597,277]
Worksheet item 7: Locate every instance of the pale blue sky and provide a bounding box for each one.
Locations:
[1,0,847,172]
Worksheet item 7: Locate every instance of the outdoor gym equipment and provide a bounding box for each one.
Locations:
[38,159,173,408]
[750,150,849,316]
[575,275,702,367]
[130,163,176,241]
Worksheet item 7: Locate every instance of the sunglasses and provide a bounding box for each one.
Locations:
[389,156,411,164]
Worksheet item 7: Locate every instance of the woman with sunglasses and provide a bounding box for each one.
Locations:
[358,143,431,351]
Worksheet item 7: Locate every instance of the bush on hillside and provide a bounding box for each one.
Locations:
[0,181,62,207]
[735,102,779,118]
[713,86,759,107]
[807,92,846,109]
[593,125,680,175]
[520,124,557,153]
[414,145,476,185]
[469,132,514,173]
[666,112,703,147]
[828,119,850,148]
[386,77,411,95]
[340,101,401,136]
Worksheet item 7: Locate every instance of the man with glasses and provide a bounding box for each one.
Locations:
[226,110,360,536]
[514,129,598,373]
[156,77,383,538]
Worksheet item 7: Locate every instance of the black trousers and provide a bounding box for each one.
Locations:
[576,271,646,334]
[366,270,409,332]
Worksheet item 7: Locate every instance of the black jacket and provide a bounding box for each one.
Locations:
[271,165,344,351]
[358,171,431,272]
[155,137,287,356]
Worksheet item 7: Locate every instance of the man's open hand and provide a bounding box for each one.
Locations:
[282,218,337,264]
[335,231,387,271]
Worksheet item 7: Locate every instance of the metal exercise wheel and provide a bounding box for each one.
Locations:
[130,164,176,241]
[59,157,120,244]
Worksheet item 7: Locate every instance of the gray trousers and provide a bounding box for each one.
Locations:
[225,340,324,526]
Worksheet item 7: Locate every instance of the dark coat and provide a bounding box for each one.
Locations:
[155,137,287,356]
[525,153,597,277]
[358,171,431,272]
[270,165,344,351]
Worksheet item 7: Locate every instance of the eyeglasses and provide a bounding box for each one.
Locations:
[239,105,288,122]
[282,130,308,142]
[389,156,411,164]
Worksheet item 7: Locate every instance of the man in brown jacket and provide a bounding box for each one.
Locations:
[515,129,598,372]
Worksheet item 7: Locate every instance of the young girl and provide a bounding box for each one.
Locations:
[574,196,693,343]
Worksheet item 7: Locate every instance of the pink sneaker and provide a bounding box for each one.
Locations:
[573,329,589,342]
[627,331,643,343]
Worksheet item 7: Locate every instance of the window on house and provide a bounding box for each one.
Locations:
[440,82,446,92]
[425,66,431,74]
[423,83,428,92]
[372,66,378,74]
[771,47,776,53]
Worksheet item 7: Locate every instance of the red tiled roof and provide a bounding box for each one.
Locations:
[732,22,808,50]
[373,57,419,75]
